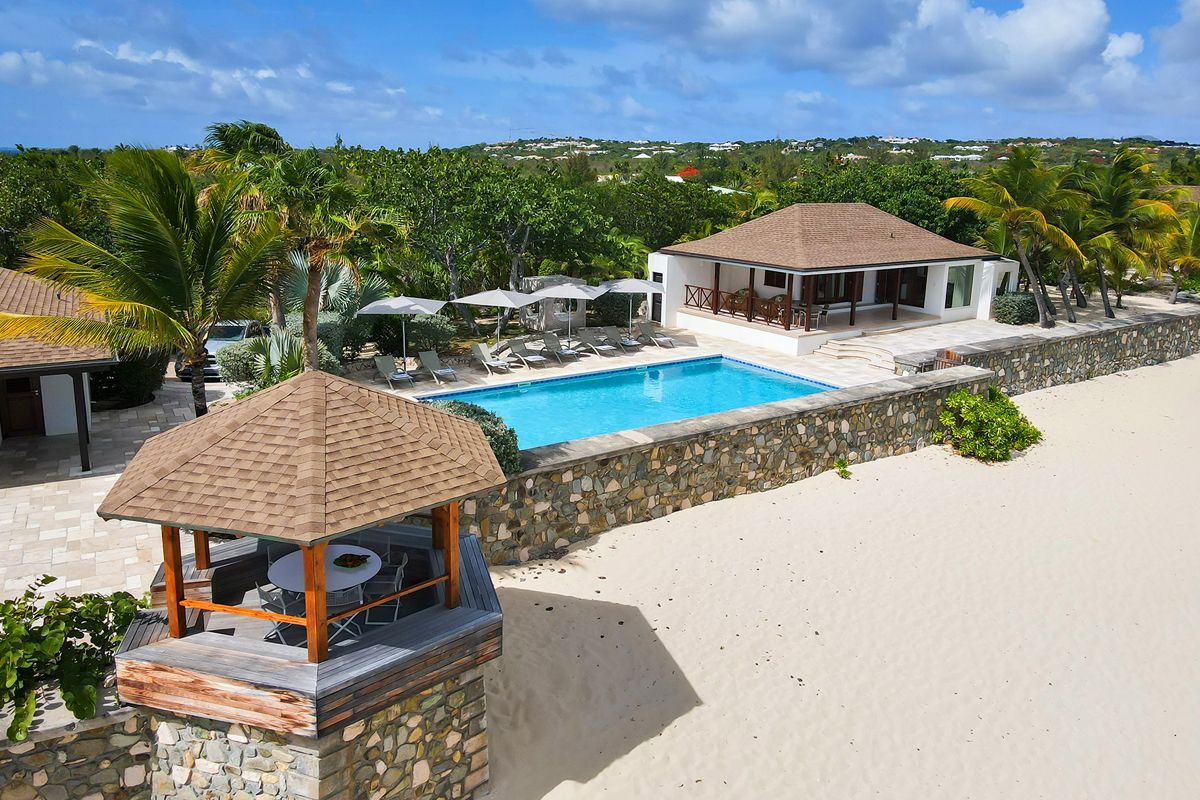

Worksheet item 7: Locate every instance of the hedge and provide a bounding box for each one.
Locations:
[372,314,456,357]
[590,291,634,327]
[284,311,347,362]
[425,399,521,474]
[89,348,169,407]
[216,337,340,383]
[991,292,1039,325]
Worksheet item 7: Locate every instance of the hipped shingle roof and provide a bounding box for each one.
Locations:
[659,203,994,271]
[97,370,506,543]
[0,268,113,371]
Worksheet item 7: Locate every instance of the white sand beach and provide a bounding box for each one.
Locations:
[484,354,1200,799]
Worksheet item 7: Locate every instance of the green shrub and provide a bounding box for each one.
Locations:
[936,385,1042,462]
[342,316,371,361]
[991,292,1039,325]
[590,291,634,327]
[90,348,169,407]
[0,577,144,741]
[372,314,456,356]
[217,336,339,386]
[426,399,521,474]
[284,311,346,362]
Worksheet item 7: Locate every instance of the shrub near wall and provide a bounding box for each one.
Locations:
[991,292,1039,325]
[457,368,992,564]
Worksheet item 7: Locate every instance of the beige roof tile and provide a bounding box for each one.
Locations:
[97,371,506,543]
[0,268,113,370]
[659,202,994,271]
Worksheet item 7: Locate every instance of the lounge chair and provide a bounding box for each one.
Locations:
[577,328,617,356]
[604,326,642,352]
[540,333,579,363]
[472,343,511,375]
[636,321,675,347]
[509,339,550,368]
[418,351,458,385]
[374,355,414,389]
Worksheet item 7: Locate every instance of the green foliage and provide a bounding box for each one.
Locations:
[590,291,633,326]
[936,386,1042,462]
[0,150,109,268]
[833,457,851,479]
[371,314,455,356]
[0,576,144,741]
[779,160,983,244]
[588,172,734,250]
[991,292,1040,325]
[218,334,338,385]
[89,348,169,407]
[426,400,521,474]
[285,311,346,362]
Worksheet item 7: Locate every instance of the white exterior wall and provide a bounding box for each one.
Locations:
[39,373,91,436]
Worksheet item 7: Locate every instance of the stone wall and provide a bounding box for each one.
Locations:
[895,308,1200,395]
[460,366,993,565]
[0,707,151,800]
[0,670,489,800]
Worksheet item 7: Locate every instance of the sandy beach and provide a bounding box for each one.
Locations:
[483,354,1200,799]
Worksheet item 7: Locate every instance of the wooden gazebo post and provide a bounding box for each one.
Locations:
[192,530,211,570]
[160,525,186,638]
[303,542,329,662]
[431,502,461,608]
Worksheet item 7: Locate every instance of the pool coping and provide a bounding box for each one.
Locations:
[413,354,841,403]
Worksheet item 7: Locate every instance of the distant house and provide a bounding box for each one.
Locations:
[0,269,117,469]
[646,203,1020,356]
[633,153,653,160]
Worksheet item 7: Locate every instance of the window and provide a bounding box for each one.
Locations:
[763,270,787,289]
[996,271,1011,295]
[945,264,975,308]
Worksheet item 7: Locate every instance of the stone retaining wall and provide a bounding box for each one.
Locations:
[459,366,993,564]
[895,307,1200,395]
[0,670,489,800]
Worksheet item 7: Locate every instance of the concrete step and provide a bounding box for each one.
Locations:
[813,338,896,371]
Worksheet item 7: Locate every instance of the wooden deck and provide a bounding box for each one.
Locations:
[116,526,503,736]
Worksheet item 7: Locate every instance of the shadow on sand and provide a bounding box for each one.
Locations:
[483,587,700,800]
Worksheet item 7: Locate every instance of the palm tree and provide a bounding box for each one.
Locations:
[1067,149,1177,315]
[0,149,285,416]
[946,147,1085,328]
[1163,208,1200,302]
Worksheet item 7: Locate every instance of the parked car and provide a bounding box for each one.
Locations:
[175,320,266,381]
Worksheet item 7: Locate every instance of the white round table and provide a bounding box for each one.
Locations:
[267,544,382,593]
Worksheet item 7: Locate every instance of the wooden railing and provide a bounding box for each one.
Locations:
[683,284,796,329]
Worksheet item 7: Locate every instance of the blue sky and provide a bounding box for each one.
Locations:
[0,0,1196,148]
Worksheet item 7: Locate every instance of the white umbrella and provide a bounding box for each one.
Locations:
[599,278,664,331]
[357,295,447,369]
[454,289,541,345]
[530,283,607,343]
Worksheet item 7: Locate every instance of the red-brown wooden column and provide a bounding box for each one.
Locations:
[160,525,186,638]
[849,272,859,326]
[804,275,814,331]
[303,542,329,662]
[892,269,901,320]
[711,263,721,315]
[192,530,211,570]
[746,268,756,321]
[432,503,461,609]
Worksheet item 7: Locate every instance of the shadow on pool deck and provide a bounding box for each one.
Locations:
[483,587,700,800]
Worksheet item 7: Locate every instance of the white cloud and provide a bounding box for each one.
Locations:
[326,81,354,94]
[1102,32,1143,63]
[784,89,823,105]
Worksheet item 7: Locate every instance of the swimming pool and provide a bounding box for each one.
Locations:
[421,356,835,449]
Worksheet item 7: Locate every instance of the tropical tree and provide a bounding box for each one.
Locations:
[1163,208,1200,302]
[1065,149,1177,315]
[946,148,1085,327]
[0,149,285,416]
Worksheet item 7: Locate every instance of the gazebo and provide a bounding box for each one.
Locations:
[100,371,507,747]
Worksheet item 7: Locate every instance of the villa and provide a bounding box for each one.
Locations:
[648,202,1020,356]
[0,268,115,470]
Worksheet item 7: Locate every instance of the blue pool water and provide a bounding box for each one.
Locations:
[423,356,834,449]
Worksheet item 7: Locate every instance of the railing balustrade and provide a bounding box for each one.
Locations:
[683,284,797,329]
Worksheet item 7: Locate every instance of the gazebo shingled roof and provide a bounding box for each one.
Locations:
[98,370,505,543]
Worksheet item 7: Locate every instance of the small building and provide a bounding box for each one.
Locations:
[0,268,116,469]
[648,203,1020,356]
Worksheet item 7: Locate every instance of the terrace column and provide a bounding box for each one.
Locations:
[432,502,461,608]
[303,542,329,663]
[784,273,794,331]
[72,372,91,472]
[160,525,186,638]
[747,269,756,321]
[804,275,814,332]
[711,263,721,315]
[849,272,860,326]
[892,269,901,320]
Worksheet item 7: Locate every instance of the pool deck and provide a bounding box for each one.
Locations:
[373,328,894,399]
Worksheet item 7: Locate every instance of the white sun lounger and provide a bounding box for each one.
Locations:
[636,321,675,347]
[418,351,459,384]
[375,355,414,389]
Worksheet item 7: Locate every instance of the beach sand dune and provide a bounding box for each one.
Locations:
[484,354,1200,799]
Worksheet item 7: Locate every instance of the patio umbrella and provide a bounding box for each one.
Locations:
[599,278,665,331]
[356,295,447,369]
[454,288,542,345]
[530,283,607,343]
